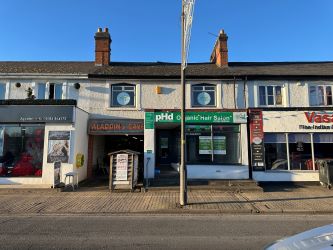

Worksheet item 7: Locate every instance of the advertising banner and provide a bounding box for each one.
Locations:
[199,136,226,155]
[115,154,128,181]
[249,110,265,170]
[47,131,71,163]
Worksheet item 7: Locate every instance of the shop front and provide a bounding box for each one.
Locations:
[144,110,249,180]
[0,103,89,186]
[87,119,144,181]
[251,108,333,182]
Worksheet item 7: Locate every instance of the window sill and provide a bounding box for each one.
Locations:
[106,107,142,111]
[265,170,318,173]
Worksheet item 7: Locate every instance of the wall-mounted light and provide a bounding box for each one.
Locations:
[15,82,21,88]
[156,86,162,94]
[74,83,81,89]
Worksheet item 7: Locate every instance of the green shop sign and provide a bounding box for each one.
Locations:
[145,111,247,129]
[155,111,247,124]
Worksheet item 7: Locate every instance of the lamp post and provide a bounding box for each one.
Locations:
[180,0,187,206]
[180,0,194,207]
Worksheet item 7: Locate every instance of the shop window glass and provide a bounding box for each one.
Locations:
[288,133,312,170]
[0,83,6,100]
[0,125,44,177]
[111,83,135,107]
[264,133,288,170]
[313,134,333,169]
[191,84,216,107]
[186,125,240,164]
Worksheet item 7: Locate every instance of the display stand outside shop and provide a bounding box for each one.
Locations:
[108,150,140,192]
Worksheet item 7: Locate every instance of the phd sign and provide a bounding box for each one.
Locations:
[153,111,247,124]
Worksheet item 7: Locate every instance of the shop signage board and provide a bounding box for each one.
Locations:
[145,112,155,129]
[263,111,333,132]
[199,136,226,155]
[115,154,128,181]
[47,131,71,163]
[88,119,144,135]
[147,111,247,126]
[0,106,74,123]
[249,109,265,170]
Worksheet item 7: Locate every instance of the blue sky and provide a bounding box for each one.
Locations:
[1,0,333,62]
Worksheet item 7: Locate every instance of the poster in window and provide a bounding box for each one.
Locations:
[199,136,226,155]
[53,161,61,188]
[47,131,70,163]
[160,138,169,149]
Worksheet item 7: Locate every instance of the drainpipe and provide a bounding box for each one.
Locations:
[233,76,237,108]
[244,76,247,108]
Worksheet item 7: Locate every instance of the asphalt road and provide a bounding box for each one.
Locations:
[0,214,332,250]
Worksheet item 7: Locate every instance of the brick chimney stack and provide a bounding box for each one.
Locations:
[210,29,228,67]
[95,27,111,66]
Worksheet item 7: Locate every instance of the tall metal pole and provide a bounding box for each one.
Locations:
[180,0,187,206]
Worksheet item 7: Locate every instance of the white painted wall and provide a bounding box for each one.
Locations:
[73,108,89,182]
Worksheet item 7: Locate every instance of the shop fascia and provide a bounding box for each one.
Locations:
[145,111,247,127]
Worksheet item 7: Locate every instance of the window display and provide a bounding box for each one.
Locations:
[0,125,45,177]
[186,125,240,164]
[264,133,288,170]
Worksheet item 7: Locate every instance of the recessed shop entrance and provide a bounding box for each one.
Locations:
[87,119,144,184]
[154,124,180,185]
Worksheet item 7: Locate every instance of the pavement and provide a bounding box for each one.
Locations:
[0,183,332,215]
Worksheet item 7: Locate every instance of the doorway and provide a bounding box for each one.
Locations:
[92,135,144,182]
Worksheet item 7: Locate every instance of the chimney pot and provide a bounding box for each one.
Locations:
[104,27,108,33]
[97,27,102,32]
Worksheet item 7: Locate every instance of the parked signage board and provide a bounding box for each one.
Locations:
[115,154,128,181]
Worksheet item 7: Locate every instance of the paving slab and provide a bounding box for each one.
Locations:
[0,185,331,215]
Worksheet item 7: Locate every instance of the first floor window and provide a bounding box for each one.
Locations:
[309,85,333,106]
[186,125,241,164]
[111,83,135,107]
[37,83,46,99]
[0,125,45,177]
[37,83,63,100]
[49,83,63,100]
[191,83,216,107]
[0,83,6,100]
[259,85,282,106]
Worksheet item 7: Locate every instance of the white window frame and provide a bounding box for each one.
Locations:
[258,85,283,107]
[0,82,9,100]
[308,84,333,106]
[36,82,65,100]
[191,83,217,107]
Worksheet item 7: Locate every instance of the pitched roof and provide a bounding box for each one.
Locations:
[1,61,333,78]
